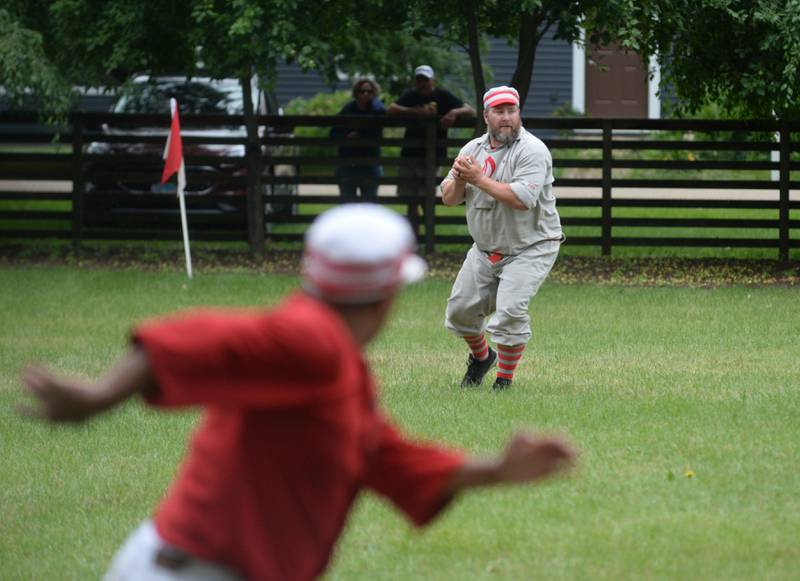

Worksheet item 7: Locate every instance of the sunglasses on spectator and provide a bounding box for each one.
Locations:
[358,88,374,94]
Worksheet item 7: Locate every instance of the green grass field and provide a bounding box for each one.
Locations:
[1,267,798,580]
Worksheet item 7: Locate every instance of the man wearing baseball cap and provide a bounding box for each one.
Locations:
[442,86,565,391]
[19,204,574,580]
[388,65,475,234]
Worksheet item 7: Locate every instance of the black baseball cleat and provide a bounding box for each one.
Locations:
[492,377,512,391]
[460,347,497,387]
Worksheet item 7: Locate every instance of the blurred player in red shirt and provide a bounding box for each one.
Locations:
[20,204,575,580]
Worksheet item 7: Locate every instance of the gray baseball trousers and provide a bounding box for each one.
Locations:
[444,239,560,346]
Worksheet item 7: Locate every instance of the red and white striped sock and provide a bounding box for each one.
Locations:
[496,344,526,381]
[463,334,489,361]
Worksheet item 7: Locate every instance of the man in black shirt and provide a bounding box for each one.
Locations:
[387,65,475,232]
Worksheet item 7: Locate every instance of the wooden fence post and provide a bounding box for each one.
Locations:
[778,121,790,263]
[246,143,265,257]
[253,143,265,249]
[601,119,612,256]
[71,115,84,247]
[424,120,437,253]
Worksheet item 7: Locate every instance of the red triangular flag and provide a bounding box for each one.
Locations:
[162,99,184,184]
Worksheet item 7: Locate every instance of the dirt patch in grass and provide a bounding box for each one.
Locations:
[1,242,798,287]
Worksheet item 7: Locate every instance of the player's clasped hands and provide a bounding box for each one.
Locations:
[453,155,480,184]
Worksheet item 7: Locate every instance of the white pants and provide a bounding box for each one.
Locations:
[445,240,560,345]
[104,521,241,581]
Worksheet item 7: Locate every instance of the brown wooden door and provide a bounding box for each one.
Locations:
[586,44,647,118]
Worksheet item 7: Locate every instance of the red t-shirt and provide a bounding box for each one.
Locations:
[133,292,465,581]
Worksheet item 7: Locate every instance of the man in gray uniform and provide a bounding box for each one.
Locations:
[441,86,563,391]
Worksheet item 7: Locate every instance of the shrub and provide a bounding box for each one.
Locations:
[283,91,404,173]
[284,91,352,116]
[281,92,351,166]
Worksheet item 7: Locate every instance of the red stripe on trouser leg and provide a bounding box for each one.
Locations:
[463,334,489,360]
[496,344,525,380]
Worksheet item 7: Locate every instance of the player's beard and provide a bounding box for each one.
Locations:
[489,125,520,145]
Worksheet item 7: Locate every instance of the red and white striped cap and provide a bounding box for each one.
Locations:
[302,204,427,304]
[483,86,520,109]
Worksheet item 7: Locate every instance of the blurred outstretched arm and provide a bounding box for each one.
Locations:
[19,347,156,423]
[446,432,575,492]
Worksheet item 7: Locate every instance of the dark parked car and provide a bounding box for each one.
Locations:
[85,76,297,227]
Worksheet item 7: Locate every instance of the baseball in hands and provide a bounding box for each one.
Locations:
[455,157,470,179]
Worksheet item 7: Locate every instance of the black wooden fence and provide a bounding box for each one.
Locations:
[1,112,798,260]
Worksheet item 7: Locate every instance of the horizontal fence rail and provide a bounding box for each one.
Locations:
[1,112,798,259]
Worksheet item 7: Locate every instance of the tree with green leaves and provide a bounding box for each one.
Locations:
[400,0,633,117]
[1,1,199,120]
[0,7,74,118]
[3,0,799,121]
[397,0,800,120]
[1,0,469,116]
[621,0,800,119]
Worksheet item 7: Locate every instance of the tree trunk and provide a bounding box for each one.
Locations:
[510,11,545,109]
[464,0,486,133]
[240,76,264,256]
[241,76,260,147]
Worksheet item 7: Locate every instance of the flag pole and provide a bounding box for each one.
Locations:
[163,98,193,278]
[177,157,193,279]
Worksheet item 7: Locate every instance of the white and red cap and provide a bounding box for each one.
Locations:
[483,86,520,109]
[302,204,427,304]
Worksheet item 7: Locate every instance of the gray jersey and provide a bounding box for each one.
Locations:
[442,126,562,255]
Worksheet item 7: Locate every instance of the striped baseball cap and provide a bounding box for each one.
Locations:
[483,86,520,109]
[302,204,427,304]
